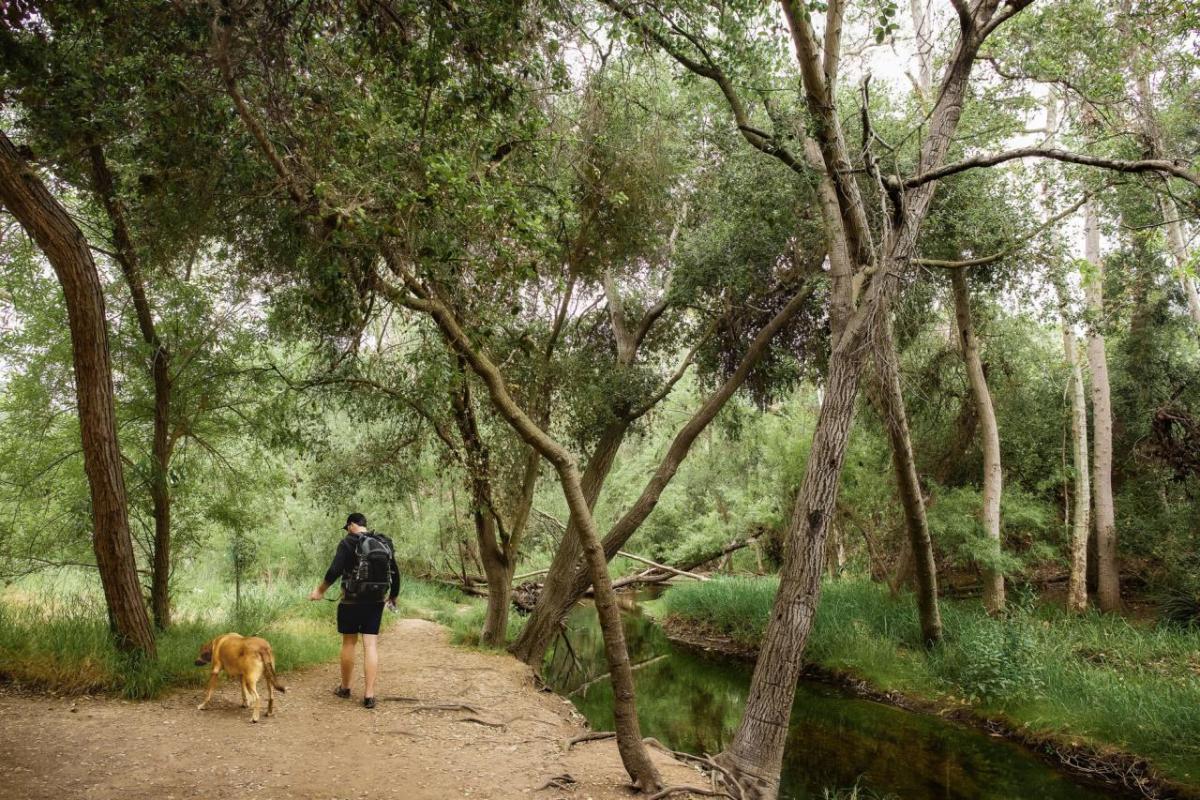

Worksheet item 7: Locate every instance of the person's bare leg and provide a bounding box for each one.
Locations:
[362,634,379,699]
[340,633,357,691]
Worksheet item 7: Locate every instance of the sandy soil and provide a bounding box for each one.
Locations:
[0,618,701,800]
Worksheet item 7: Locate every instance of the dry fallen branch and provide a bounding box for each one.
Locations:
[617,550,708,581]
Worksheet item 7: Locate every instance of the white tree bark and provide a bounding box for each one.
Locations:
[1159,193,1200,326]
[1061,319,1091,613]
[1083,201,1121,612]
[951,269,1005,613]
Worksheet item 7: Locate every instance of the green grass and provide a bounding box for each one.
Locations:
[387,578,526,647]
[660,576,1200,788]
[0,581,339,698]
[0,573,478,699]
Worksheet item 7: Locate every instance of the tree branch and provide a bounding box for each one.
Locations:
[913,190,1096,268]
[899,147,1200,190]
[948,0,974,36]
[210,5,310,210]
[600,0,807,176]
[626,319,715,420]
[980,0,1038,42]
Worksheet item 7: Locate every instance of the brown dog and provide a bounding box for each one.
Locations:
[195,633,286,723]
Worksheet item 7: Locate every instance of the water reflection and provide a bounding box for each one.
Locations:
[543,600,1120,800]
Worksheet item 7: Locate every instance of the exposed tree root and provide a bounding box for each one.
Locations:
[565,732,746,799]
[401,702,484,715]
[458,715,506,728]
[537,773,577,791]
[567,730,616,748]
[646,786,733,800]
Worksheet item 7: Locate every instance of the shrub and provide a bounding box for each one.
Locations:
[934,618,1044,703]
[1160,588,1200,630]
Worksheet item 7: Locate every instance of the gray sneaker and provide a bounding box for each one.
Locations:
[333,686,351,699]
[363,696,376,709]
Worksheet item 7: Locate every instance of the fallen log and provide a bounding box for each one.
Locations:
[512,567,550,582]
[617,551,708,581]
[611,569,676,590]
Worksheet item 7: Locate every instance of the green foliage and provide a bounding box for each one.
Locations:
[1160,588,1200,630]
[933,616,1045,703]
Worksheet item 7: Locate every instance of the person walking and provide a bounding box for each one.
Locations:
[309,512,400,708]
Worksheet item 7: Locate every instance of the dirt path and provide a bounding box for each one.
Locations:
[0,618,700,800]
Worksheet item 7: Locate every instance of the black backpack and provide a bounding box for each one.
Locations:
[341,532,393,602]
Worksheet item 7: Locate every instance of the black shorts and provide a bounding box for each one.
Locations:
[337,602,385,635]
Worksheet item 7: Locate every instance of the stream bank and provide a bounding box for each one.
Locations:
[543,592,1199,800]
[658,614,1200,800]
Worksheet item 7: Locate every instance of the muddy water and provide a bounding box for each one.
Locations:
[542,599,1121,800]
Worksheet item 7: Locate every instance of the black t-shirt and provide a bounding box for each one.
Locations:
[323,532,401,604]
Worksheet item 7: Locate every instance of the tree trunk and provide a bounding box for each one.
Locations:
[88,143,175,630]
[509,282,817,666]
[478,509,515,646]
[715,4,1006,793]
[719,319,865,797]
[150,397,173,629]
[1061,319,1091,613]
[393,275,661,792]
[449,369,518,648]
[1119,4,1200,329]
[1160,194,1200,326]
[508,418,628,663]
[870,319,941,643]
[950,269,1005,614]
[1083,200,1121,612]
[0,130,155,656]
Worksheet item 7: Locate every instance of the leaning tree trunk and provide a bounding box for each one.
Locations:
[1061,318,1091,613]
[0,130,156,656]
[809,127,941,643]
[870,319,942,644]
[715,2,1006,793]
[508,418,628,664]
[89,143,175,629]
[510,282,817,666]
[950,269,1005,614]
[399,277,662,792]
[718,315,866,796]
[1083,200,1121,612]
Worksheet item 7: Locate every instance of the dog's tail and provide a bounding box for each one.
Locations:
[262,648,286,693]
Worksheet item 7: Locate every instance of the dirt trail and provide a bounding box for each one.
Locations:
[0,618,700,799]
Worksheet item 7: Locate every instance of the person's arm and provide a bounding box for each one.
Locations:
[310,540,348,600]
[387,537,400,608]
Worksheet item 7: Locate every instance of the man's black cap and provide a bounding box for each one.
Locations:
[344,512,368,530]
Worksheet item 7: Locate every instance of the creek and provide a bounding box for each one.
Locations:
[542,595,1123,800]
